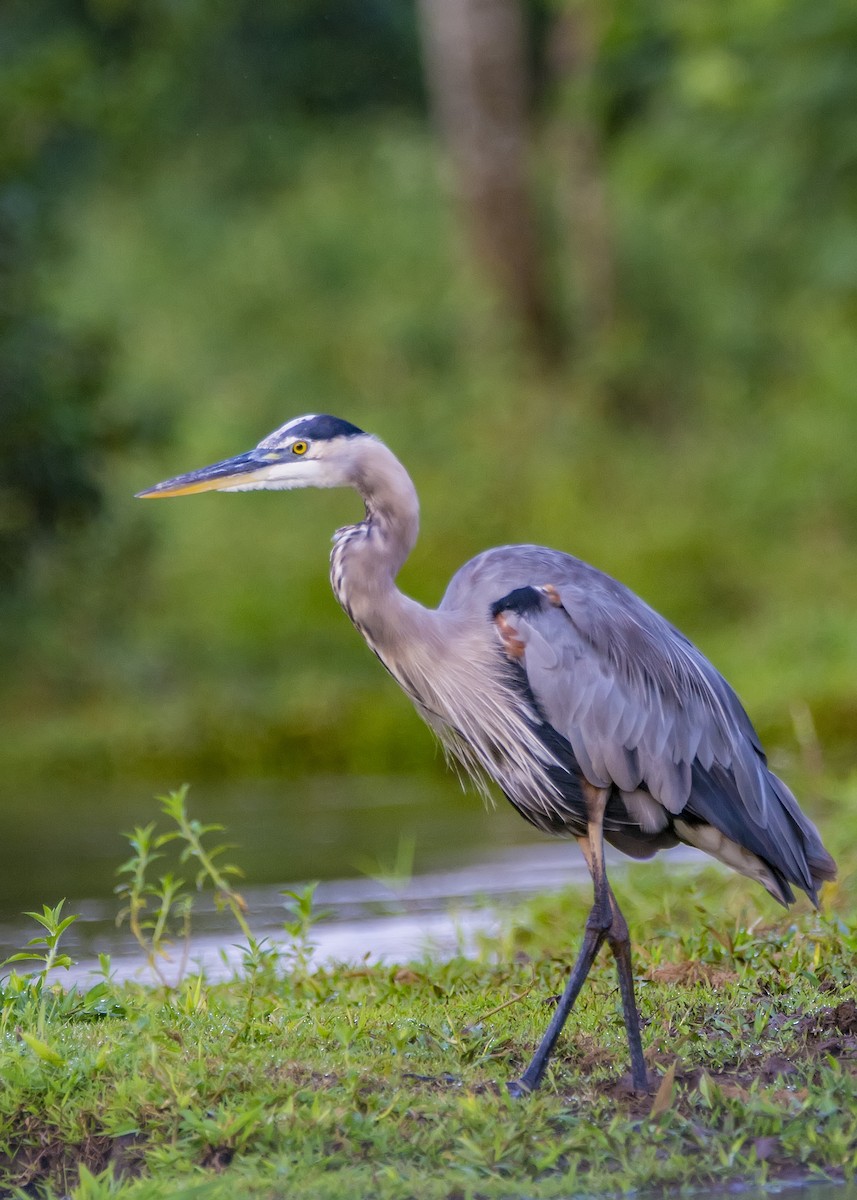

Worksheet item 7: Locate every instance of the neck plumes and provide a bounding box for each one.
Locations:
[329,438,423,653]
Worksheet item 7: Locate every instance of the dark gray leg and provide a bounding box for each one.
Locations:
[507,785,648,1096]
[507,896,609,1096]
[606,893,648,1091]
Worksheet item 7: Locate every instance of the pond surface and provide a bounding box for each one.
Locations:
[0,772,589,972]
[1,771,712,980]
[678,1187,853,1200]
[0,772,528,913]
[13,840,600,987]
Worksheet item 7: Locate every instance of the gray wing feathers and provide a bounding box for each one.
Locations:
[551,580,751,800]
[517,580,744,817]
[503,571,834,901]
[442,544,833,902]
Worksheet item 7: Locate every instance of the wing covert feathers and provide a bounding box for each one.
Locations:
[492,575,836,907]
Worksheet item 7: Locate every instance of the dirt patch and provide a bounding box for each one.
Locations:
[796,999,857,1049]
[1,1115,146,1195]
[578,993,857,1128]
[200,1144,235,1172]
[264,1061,341,1089]
[646,962,738,987]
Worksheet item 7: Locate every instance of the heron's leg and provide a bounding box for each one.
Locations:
[606,888,649,1091]
[508,786,613,1097]
[577,800,648,1090]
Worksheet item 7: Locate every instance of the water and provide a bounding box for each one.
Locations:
[0,771,531,914]
[18,841,596,986]
[679,1187,853,1200]
[0,771,590,973]
[8,844,714,989]
[0,771,710,980]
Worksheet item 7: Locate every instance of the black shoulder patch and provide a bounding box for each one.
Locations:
[491,586,544,619]
[288,414,365,441]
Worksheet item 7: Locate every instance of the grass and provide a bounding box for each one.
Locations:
[1,789,856,1199]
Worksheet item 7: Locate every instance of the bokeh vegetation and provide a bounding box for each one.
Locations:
[1,1,855,828]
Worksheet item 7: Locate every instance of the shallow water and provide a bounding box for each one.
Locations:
[0,772,537,916]
[0,773,713,985]
[664,1186,853,1200]
[13,840,666,987]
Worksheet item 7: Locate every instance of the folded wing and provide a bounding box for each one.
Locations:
[492,577,835,906]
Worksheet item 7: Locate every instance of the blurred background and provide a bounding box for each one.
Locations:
[1,0,855,918]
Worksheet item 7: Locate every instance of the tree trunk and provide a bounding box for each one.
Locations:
[549,1,617,345]
[416,0,558,361]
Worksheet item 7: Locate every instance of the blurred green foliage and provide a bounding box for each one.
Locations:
[1,0,855,788]
[0,191,109,589]
[0,0,422,590]
[0,4,106,590]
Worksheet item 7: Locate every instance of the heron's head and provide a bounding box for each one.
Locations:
[137,415,370,499]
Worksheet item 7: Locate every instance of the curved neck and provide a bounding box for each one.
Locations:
[353,440,420,580]
[330,439,424,651]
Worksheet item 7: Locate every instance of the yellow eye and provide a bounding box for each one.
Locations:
[292,441,308,456]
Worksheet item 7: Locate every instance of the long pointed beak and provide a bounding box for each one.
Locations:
[136,450,275,498]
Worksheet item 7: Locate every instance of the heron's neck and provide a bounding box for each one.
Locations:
[330,442,425,653]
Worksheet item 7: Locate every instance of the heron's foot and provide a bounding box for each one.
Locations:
[506,1076,534,1100]
[631,1065,650,1093]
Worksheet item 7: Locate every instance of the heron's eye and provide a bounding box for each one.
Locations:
[292,441,308,456]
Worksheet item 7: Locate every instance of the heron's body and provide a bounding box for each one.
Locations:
[140,414,836,1094]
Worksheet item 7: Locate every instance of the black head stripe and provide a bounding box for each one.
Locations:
[491,586,544,619]
[286,415,365,441]
[257,413,367,452]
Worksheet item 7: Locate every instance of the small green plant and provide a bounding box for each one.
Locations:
[0,902,78,1039]
[281,882,323,981]
[115,785,251,986]
[1,900,78,980]
[158,787,251,939]
[115,821,193,986]
[0,901,123,1040]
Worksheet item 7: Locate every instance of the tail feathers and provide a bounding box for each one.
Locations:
[685,760,836,907]
[767,773,836,903]
[672,817,795,906]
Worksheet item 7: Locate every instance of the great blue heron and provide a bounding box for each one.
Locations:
[139,414,836,1095]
